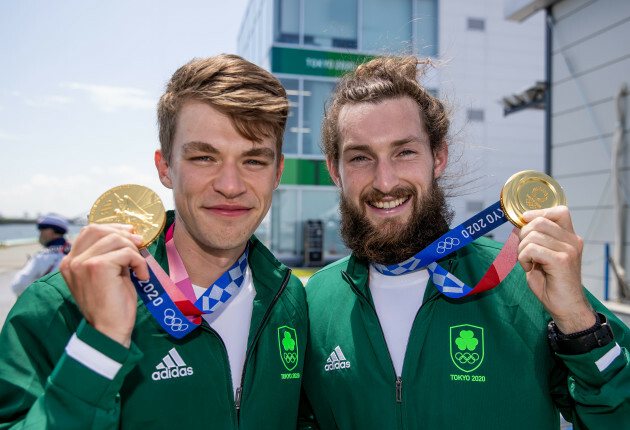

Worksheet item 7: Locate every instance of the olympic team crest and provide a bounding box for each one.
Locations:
[278,326,299,371]
[450,324,484,372]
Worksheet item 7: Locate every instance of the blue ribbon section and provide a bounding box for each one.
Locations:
[373,201,508,277]
[130,265,197,339]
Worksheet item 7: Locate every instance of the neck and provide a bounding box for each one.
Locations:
[46,237,66,247]
[172,222,247,288]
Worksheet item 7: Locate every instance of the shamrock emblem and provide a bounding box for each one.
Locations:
[282,331,295,351]
[455,330,478,351]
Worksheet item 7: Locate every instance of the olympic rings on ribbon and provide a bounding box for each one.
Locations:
[164,308,189,332]
[437,237,460,254]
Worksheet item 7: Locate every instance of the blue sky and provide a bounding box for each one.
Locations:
[0,0,249,219]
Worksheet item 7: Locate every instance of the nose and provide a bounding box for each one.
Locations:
[213,162,247,198]
[372,158,399,194]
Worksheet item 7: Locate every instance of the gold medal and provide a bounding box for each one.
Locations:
[88,184,166,249]
[500,170,567,228]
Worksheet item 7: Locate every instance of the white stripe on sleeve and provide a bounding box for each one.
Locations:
[65,333,123,380]
[595,343,622,372]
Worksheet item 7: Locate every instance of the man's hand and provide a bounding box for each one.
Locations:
[59,224,148,348]
[517,206,596,334]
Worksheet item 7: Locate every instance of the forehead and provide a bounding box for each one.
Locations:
[337,97,427,150]
[174,101,276,154]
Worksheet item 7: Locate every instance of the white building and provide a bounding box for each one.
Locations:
[238,0,545,265]
[506,0,630,324]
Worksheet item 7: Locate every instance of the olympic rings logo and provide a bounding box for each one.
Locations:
[437,237,460,254]
[455,352,479,364]
[283,352,297,363]
[164,308,189,332]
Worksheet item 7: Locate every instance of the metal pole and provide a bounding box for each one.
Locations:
[544,8,552,175]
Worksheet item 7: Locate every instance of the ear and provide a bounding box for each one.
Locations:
[326,156,342,188]
[155,149,173,189]
[273,154,285,190]
[433,141,448,179]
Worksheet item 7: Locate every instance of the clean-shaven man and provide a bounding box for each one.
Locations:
[0,54,307,429]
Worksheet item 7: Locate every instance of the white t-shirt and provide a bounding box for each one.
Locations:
[193,265,255,397]
[369,265,430,377]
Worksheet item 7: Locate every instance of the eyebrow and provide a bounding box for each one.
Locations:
[181,141,219,156]
[181,140,276,160]
[342,136,422,154]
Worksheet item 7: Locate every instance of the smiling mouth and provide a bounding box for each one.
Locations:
[367,196,410,209]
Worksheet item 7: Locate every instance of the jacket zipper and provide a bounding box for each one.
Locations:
[342,271,402,404]
[235,269,292,416]
[342,267,445,409]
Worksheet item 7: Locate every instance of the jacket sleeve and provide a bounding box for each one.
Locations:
[9,254,46,296]
[552,293,630,429]
[0,277,143,429]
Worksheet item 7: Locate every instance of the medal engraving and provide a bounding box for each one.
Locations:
[500,171,567,228]
[88,184,166,249]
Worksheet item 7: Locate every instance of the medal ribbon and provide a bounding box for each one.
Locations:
[131,223,249,338]
[372,201,520,298]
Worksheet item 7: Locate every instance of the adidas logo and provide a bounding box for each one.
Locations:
[151,348,194,381]
[324,346,351,372]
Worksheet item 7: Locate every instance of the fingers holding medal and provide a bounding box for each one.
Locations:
[59,185,166,347]
[502,171,591,332]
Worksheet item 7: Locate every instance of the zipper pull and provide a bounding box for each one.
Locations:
[235,386,243,410]
[395,377,402,403]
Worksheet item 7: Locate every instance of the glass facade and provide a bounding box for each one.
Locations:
[273,0,436,56]
[271,187,347,259]
[240,0,439,263]
[362,0,412,53]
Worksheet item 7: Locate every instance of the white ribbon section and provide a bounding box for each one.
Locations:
[65,333,123,380]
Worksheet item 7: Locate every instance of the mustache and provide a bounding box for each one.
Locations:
[360,186,416,205]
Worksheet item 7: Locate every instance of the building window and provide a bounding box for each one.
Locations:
[279,78,299,154]
[467,17,485,31]
[270,188,347,258]
[304,0,358,49]
[416,0,439,57]
[468,109,485,122]
[302,80,335,155]
[271,189,299,255]
[276,0,300,43]
[362,0,412,53]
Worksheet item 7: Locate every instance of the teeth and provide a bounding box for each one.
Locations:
[370,197,409,209]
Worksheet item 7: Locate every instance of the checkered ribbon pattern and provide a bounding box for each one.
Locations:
[372,201,520,298]
[132,222,249,338]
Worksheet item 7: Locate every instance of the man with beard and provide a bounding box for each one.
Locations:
[298,56,630,429]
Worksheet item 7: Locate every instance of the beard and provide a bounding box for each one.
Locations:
[339,179,453,265]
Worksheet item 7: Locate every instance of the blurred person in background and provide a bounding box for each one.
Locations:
[10,213,71,296]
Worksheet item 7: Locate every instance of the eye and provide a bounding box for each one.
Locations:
[398,149,416,157]
[245,159,269,167]
[349,154,368,163]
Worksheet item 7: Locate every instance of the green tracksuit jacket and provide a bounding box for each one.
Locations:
[300,237,630,430]
[0,214,307,429]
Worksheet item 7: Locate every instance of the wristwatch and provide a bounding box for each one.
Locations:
[547,312,615,355]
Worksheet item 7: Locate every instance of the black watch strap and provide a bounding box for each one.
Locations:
[548,312,615,355]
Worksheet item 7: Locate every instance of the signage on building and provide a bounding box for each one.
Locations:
[271,46,377,78]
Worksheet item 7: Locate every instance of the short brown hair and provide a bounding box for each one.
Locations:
[321,56,450,163]
[158,54,289,163]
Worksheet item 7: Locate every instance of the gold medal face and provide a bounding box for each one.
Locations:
[88,184,166,249]
[500,170,567,228]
